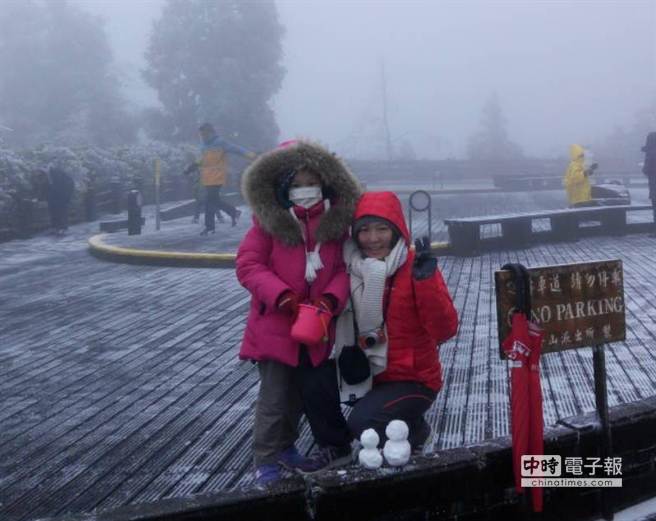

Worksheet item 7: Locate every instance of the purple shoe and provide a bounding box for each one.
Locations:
[255,463,282,487]
[276,445,315,472]
[296,445,353,475]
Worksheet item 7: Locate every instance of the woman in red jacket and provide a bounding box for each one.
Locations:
[335,191,458,450]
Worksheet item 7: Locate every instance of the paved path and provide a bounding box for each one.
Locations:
[1,191,655,521]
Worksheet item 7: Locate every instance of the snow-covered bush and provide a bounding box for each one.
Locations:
[0,142,200,233]
[0,142,197,192]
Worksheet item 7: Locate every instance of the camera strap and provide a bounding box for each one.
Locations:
[351,299,360,339]
[381,272,397,329]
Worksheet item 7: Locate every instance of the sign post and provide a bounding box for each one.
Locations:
[593,343,613,520]
[496,260,625,355]
[154,158,161,231]
[127,190,142,236]
[408,190,432,241]
[496,260,625,520]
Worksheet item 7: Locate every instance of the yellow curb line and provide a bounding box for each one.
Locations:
[88,234,236,265]
[88,234,452,267]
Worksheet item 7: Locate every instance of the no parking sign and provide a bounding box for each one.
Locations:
[495,259,625,357]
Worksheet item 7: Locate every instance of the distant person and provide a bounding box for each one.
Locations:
[642,131,656,237]
[563,144,597,207]
[188,123,256,235]
[182,162,227,224]
[38,164,74,235]
[236,140,362,487]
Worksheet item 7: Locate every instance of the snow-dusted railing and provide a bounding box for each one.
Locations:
[445,205,654,256]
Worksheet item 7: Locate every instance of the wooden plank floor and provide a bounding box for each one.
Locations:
[1,200,656,521]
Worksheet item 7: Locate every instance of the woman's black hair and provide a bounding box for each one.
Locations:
[353,216,401,250]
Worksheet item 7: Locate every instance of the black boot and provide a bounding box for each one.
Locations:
[231,209,242,227]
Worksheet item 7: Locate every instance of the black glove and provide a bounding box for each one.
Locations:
[183,162,199,176]
[412,236,437,280]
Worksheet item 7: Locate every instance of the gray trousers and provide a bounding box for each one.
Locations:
[252,353,352,465]
[253,360,304,465]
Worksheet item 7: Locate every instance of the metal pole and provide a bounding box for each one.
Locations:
[381,61,393,161]
[427,201,432,240]
[127,190,142,236]
[409,190,432,241]
[154,158,161,231]
[592,343,614,521]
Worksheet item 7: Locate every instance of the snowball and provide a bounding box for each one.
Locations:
[385,419,409,442]
[360,428,380,449]
[358,447,383,469]
[383,439,411,467]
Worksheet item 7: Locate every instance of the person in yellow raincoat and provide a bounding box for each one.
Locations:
[563,144,595,206]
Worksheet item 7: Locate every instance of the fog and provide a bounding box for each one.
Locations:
[64,0,656,158]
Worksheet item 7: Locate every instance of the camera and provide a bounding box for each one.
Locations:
[358,328,386,349]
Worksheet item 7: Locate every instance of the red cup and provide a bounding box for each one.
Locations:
[291,304,331,345]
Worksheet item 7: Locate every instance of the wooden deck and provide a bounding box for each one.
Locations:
[1,203,656,520]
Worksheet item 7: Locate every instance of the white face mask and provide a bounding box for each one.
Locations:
[289,186,322,208]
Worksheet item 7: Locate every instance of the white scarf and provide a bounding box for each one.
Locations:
[333,238,408,402]
[289,199,330,282]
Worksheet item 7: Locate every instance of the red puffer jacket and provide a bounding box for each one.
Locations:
[354,192,458,391]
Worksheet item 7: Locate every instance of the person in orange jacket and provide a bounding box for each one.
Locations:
[193,122,256,235]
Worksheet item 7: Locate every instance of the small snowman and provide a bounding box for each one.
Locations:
[383,419,411,467]
[358,428,383,469]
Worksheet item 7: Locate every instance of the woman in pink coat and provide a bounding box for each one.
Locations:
[237,140,362,486]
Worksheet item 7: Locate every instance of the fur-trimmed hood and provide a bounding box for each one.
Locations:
[241,140,362,246]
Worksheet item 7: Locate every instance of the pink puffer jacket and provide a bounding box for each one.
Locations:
[237,207,348,367]
[236,140,362,367]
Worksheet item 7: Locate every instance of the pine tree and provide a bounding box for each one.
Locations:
[467,93,524,160]
[142,0,284,149]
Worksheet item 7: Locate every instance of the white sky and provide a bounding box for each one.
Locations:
[75,0,656,158]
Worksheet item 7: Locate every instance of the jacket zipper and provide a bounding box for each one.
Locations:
[303,210,311,299]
